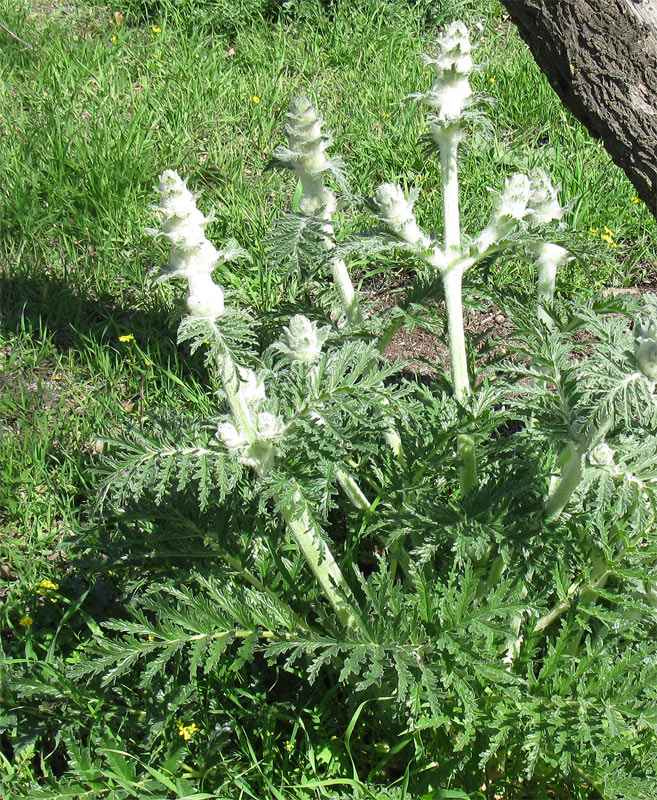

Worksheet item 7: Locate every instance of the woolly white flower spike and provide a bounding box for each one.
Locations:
[634,320,657,381]
[149,170,252,320]
[411,21,474,127]
[371,184,432,249]
[270,97,348,208]
[273,315,331,363]
[527,169,565,226]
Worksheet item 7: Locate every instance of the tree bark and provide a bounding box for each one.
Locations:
[498,0,657,220]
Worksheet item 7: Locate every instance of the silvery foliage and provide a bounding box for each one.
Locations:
[91,21,657,798]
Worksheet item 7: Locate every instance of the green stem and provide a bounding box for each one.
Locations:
[277,487,365,633]
[337,468,371,512]
[329,255,363,327]
[300,173,363,327]
[377,315,405,355]
[533,568,609,635]
[544,442,583,519]
[212,331,362,633]
[211,327,257,441]
[545,410,612,519]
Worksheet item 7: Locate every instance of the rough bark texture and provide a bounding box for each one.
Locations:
[499,0,657,220]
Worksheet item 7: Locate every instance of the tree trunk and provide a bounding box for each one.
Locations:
[498,0,657,220]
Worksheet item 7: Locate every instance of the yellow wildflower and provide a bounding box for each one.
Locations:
[381,111,391,118]
[252,95,261,104]
[489,77,496,84]
[631,196,640,204]
[177,721,199,741]
[118,334,135,342]
[284,740,294,752]
[37,579,59,593]
[110,35,117,42]
[19,615,33,627]
[588,227,598,235]
[151,25,161,34]
[601,233,617,247]
[603,225,614,235]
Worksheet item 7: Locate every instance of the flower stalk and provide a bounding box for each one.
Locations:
[274,97,362,327]
[151,171,364,631]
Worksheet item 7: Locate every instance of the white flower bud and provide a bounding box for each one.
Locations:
[495,173,531,221]
[186,282,224,318]
[372,184,431,248]
[588,443,615,467]
[286,97,324,148]
[527,169,564,225]
[473,174,532,254]
[218,409,284,475]
[424,75,473,123]
[255,412,284,440]
[217,421,246,453]
[432,21,473,73]
[274,315,330,363]
[168,239,219,275]
[634,321,657,381]
[240,413,285,475]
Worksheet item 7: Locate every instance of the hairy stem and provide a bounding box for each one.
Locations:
[544,442,583,519]
[545,410,612,519]
[212,330,362,632]
[443,267,476,493]
[278,487,365,633]
[301,176,363,327]
[439,131,461,254]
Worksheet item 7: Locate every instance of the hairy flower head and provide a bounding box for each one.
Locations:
[371,184,430,248]
[281,96,331,176]
[495,173,531,222]
[217,412,284,475]
[149,170,234,320]
[474,173,532,254]
[527,169,564,225]
[588,443,616,468]
[415,22,473,124]
[634,320,657,381]
[273,315,330,363]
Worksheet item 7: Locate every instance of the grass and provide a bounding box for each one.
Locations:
[1,0,656,796]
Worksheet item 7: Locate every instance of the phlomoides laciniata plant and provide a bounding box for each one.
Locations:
[91,22,657,798]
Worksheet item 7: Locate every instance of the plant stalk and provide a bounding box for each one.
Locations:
[443,267,477,493]
[439,130,461,255]
[278,488,364,632]
[213,333,362,632]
